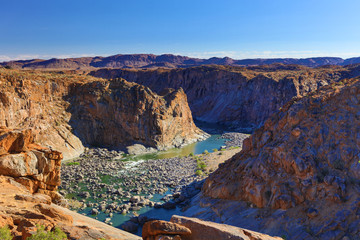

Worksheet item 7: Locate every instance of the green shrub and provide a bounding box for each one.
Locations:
[0,225,12,240]
[66,161,80,166]
[195,170,203,176]
[212,148,218,152]
[218,152,223,155]
[188,152,194,157]
[203,150,209,155]
[27,225,67,240]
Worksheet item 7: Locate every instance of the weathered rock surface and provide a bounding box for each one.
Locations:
[201,78,360,238]
[0,128,64,203]
[0,175,141,240]
[142,220,191,240]
[0,69,86,159]
[91,65,360,129]
[67,78,207,150]
[0,68,205,159]
[169,215,282,240]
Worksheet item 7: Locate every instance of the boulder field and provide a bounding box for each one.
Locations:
[90,64,360,130]
[0,68,206,160]
[199,78,360,238]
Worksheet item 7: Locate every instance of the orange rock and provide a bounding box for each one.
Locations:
[203,78,360,212]
[142,220,191,239]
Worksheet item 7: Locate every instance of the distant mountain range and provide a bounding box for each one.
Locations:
[1,54,360,69]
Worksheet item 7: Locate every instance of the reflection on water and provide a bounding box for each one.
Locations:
[126,134,227,161]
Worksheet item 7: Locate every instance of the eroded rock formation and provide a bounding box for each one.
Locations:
[0,127,64,204]
[142,216,282,240]
[91,65,360,129]
[0,68,205,159]
[0,127,141,239]
[67,78,207,150]
[201,78,360,238]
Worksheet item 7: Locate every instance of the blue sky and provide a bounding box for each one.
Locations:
[1,0,360,61]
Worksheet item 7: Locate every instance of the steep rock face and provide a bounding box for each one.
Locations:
[67,78,207,150]
[91,65,355,129]
[0,69,85,159]
[201,78,360,237]
[0,68,204,158]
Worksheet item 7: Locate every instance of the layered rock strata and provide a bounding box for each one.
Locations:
[91,65,360,129]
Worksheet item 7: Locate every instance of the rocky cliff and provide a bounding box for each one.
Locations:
[0,68,205,159]
[67,78,207,151]
[91,65,360,130]
[0,69,86,159]
[201,78,360,238]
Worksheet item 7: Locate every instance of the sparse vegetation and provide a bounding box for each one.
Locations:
[65,161,80,166]
[203,150,209,155]
[195,156,207,176]
[195,170,203,176]
[27,225,67,240]
[212,148,218,152]
[0,225,12,240]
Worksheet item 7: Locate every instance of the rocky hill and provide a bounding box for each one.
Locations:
[0,68,205,159]
[2,53,359,70]
[91,64,360,130]
[200,78,360,238]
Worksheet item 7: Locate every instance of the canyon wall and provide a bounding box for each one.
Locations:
[66,78,207,150]
[0,68,204,159]
[91,65,358,129]
[201,78,360,238]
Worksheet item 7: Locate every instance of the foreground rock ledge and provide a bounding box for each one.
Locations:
[141,215,282,240]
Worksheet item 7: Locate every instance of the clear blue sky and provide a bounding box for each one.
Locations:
[1,0,360,61]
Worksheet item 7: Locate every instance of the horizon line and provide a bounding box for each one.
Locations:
[1,51,360,63]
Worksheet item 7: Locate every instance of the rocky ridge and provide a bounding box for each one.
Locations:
[200,78,360,238]
[91,64,360,129]
[2,53,359,70]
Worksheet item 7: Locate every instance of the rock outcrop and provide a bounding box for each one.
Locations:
[91,65,360,129]
[201,78,360,238]
[0,127,65,204]
[67,78,207,150]
[142,216,282,240]
[0,68,205,159]
[0,127,141,239]
[0,176,141,240]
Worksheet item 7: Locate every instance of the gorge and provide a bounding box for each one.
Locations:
[0,60,359,239]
